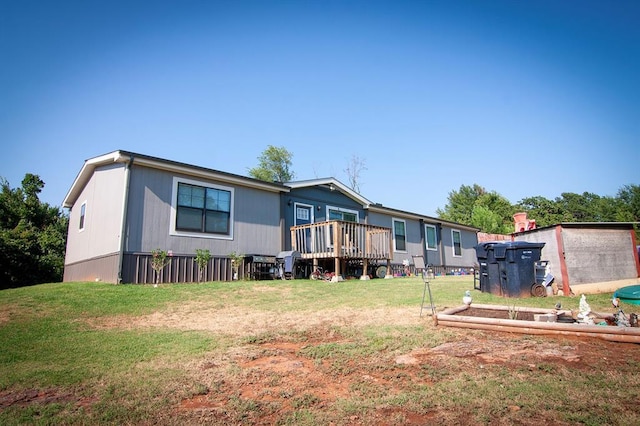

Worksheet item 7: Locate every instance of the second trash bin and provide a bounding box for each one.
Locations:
[475,241,546,298]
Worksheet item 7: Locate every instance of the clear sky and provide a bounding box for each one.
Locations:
[2,0,638,216]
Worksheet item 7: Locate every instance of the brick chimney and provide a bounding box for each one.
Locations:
[513,212,536,233]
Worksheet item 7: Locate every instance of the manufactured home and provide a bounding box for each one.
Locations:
[63,150,478,283]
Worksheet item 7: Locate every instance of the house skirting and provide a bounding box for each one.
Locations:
[63,253,120,283]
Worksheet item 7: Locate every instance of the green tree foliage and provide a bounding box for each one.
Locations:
[438,183,637,236]
[616,184,640,222]
[248,145,295,183]
[0,174,68,288]
[436,184,486,225]
[515,195,565,227]
[437,184,515,233]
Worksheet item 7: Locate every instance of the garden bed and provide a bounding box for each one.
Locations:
[435,303,640,344]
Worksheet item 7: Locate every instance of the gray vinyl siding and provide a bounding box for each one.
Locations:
[366,212,421,264]
[366,211,477,267]
[440,226,477,267]
[64,162,126,265]
[125,165,282,257]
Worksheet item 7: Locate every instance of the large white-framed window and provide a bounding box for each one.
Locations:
[79,201,87,231]
[452,229,462,257]
[393,218,407,252]
[326,206,359,222]
[170,177,234,240]
[425,224,437,250]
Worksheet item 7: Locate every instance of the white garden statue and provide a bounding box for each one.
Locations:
[577,294,594,325]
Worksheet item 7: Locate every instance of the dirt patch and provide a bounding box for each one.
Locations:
[8,302,639,424]
[87,301,424,336]
[454,306,538,321]
[0,388,95,409]
[174,327,640,425]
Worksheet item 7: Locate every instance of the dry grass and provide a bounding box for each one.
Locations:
[1,277,640,425]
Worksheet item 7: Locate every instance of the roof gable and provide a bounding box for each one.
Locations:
[63,150,288,208]
[285,177,373,207]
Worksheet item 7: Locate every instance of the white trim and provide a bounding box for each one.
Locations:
[326,205,360,222]
[451,229,462,257]
[392,218,407,253]
[169,176,235,240]
[425,224,437,251]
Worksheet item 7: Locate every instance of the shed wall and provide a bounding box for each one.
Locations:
[562,228,637,285]
[514,228,563,287]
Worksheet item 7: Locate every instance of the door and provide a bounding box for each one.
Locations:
[294,203,314,252]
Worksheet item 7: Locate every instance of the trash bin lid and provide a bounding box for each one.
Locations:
[276,250,301,259]
[500,241,546,249]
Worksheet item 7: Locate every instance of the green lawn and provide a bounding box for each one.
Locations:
[1,277,638,425]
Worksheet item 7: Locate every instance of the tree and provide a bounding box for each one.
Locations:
[437,184,515,233]
[436,184,486,225]
[515,196,564,227]
[248,146,295,183]
[344,154,367,193]
[471,205,511,234]
[616,184,640,222]
[0,174,68,288]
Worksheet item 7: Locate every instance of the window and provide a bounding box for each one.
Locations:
[393,219,406,252]
[171,178,234,239]
[452,229,462,257]
[327,207,358,222]
[79,202,86,231]
[425,224,437,250]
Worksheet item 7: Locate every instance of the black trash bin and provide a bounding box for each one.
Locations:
[475,241,546,298]
[476,242,501,295]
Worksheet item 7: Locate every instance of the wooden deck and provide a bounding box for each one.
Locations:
[290,221,392,279]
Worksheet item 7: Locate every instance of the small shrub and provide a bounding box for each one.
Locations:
[150,249,170,284]
[195,249,211,282]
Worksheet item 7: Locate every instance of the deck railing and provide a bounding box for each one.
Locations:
[291,220,392,260]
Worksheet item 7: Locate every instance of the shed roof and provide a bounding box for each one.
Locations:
[513,222,639,235]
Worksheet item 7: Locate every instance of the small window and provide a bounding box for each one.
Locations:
[452,229,462,257]
[79,202,86,231]
[393,219,406,252]
[425,224,437,250]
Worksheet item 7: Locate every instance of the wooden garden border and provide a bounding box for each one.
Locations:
[435,303,640,344]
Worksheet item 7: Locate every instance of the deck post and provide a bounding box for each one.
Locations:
[360,258,370,280]
[385,258,393,279]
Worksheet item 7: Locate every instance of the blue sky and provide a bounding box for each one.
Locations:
[2,0,638,216]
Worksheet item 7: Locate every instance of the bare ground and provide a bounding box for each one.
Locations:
[4,301,640,425]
